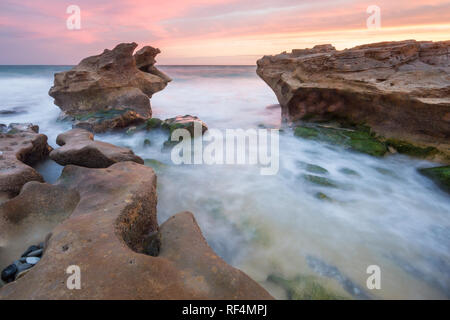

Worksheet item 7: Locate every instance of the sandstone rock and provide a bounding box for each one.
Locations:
[162,115,208,135]
[0,162,272,299]
[134,46,172,83]
[257,40,450,162]
[0,123,52,199]
[0,181,80,272]
[71,108,148,133]
[49,128,143,168]
[49,43,171,132]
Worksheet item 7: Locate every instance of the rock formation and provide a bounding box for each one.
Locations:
[0,123,52,200]
[257,40,450,162]
[49,43,171,132]
[50,128,143,168]
[162,115,209,135]
[0,162,272,299]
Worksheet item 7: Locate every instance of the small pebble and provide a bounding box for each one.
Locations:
[16,263,33,273]
[21,245,40,257]
[1,264,18,283]
[25,257,40,265]
[27,249,43,257]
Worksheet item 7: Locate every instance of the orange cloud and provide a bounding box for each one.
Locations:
[0,0,448,64]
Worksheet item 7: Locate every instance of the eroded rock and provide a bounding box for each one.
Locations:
[0,123,52,199]
[257,40,450,162]
[49,43,171,132]
[0,162,272,299]
[49,128,143,168]
[162,115,209,138]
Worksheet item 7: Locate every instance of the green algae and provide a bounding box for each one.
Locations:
[303,174,338,188]
[146,118,163,130]
[294,125,387,157]
[339,168,360,176]
[385,138,439,158]
[418,166,450,194]
[267,274,348,300]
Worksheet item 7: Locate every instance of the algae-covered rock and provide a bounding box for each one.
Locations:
[339,168,360,176]
[419,166,450,194]
[162,115,208,135]
[143,138,151,147]
[294,125,387,157]
[315,192,333,201]
[72,108,147,133]
[375,167,397,177]
[303,174,338,188]
[146,118,163,130]
[267,274,347,300]
[385,139,439,158]
[297,161,328,174]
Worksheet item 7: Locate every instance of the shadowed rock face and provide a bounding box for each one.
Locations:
[0,123,52,199]
[0,182,80,271]
[50,128,143,168]
[49,43,171,132]
[0,162,272,299]
[257,40,450,162]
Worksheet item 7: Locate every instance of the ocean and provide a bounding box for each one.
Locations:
[0,65,449,299]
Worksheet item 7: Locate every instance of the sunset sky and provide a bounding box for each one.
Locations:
[1,0,449,65]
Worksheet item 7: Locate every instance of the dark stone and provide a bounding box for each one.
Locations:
[16,262,33,273]
[27,249,43,257]
[21,245,40,257]
[1,264,18,283]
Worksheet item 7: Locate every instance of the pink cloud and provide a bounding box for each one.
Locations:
[0,0,448,64]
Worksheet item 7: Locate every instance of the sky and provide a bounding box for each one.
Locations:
[0,0,449,65]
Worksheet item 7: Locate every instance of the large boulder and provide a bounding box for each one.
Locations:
[0,162,272,299]
[0,123,52,199]
[50,128,143,168]
[257,40,450,162]
[49,43,171,132]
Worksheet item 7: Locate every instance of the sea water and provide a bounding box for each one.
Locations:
[0,65,449,299]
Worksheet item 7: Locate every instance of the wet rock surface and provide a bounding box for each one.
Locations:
[257,40,450,162]
[50,128,143,168]
[0,162,272,299]
[294,124,388,157]
[0,123,52,199]
[419,165,450,194]
[49,43,171,132]
[161,115,209,135]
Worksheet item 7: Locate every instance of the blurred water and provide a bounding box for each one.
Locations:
[0,65,449,299]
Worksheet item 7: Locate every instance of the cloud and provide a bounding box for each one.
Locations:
[0,0,449,64]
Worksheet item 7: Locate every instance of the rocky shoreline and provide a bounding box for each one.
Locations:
[0,43,272,299]
[1,40,449,299]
